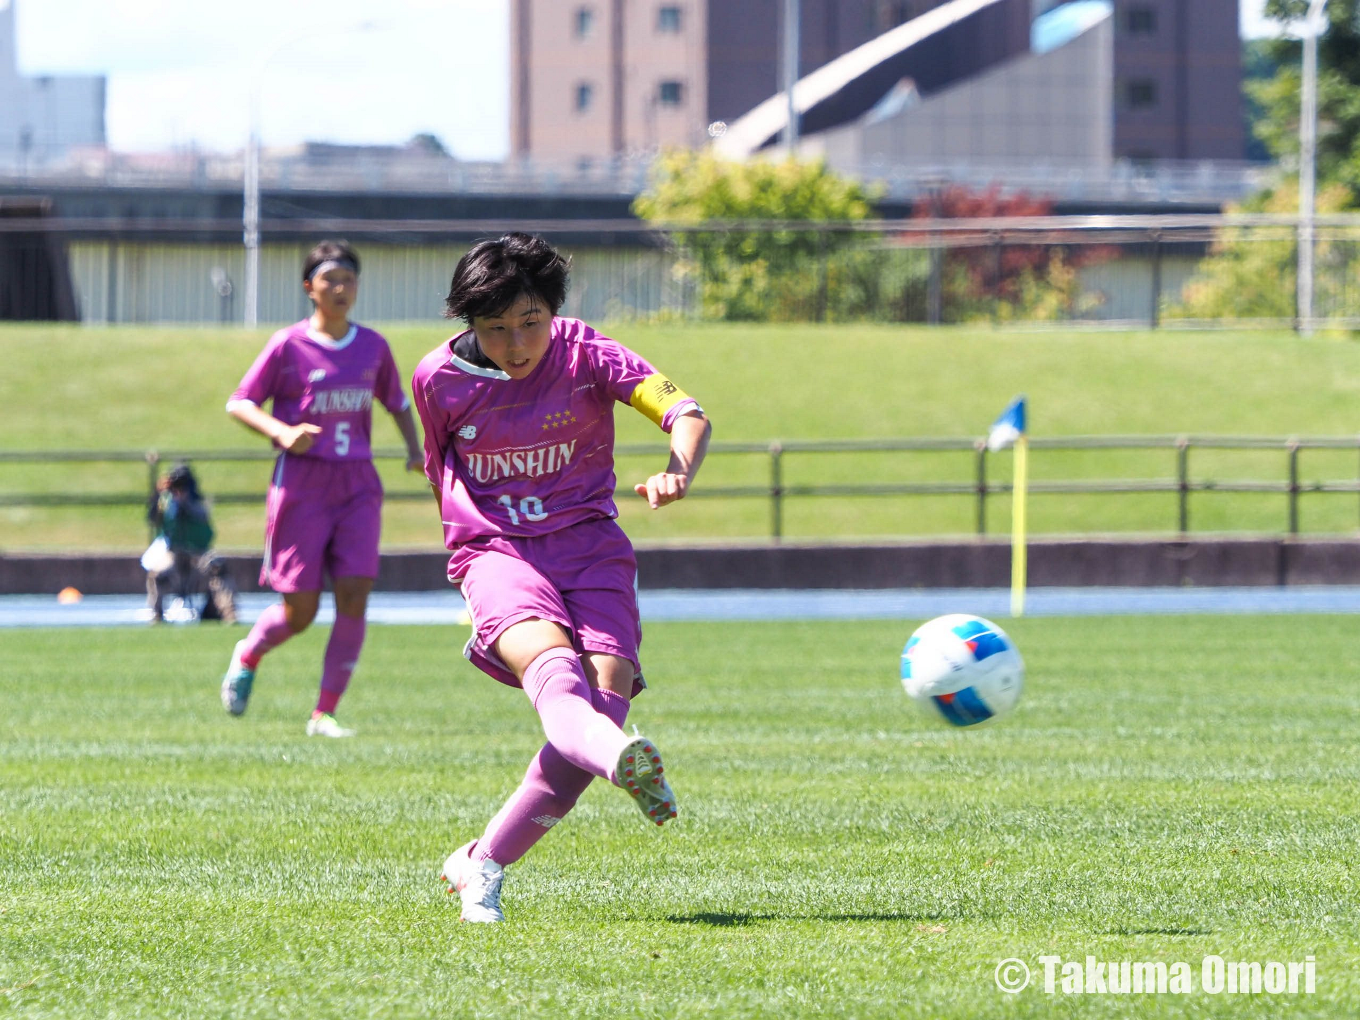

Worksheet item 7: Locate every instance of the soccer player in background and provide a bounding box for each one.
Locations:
[412,233,711,922]
[221,240,423,737]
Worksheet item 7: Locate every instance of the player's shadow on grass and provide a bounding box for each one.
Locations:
[667,912,943,926]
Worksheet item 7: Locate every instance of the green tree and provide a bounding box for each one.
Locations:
[1250,0,1360,192]
[632,151,880,321]
[407,132,450,157]
[1243,38,1282,162]
[1176,3,1360,324]
[1170,181,1359,321]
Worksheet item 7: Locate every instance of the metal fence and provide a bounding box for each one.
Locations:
[0,155,1268,205]
[7,436,1360,542]
[5,212,1358,328]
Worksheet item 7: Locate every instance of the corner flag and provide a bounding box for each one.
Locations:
[987,397,1028,617]
[987,396,1026,452]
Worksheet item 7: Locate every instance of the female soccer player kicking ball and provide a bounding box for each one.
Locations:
[411,233,711,922]
[221,240,423,737]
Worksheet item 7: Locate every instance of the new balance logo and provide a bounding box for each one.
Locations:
[458,425,477,440]
[308,369,328,383]
[531,815,561,829]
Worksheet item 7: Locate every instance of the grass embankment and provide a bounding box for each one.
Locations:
[4,323,1360,550]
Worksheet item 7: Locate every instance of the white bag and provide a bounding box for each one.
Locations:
[140,536,175,573]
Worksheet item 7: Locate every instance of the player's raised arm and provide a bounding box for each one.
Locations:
[607,357,711,510]
[634,408,711,509]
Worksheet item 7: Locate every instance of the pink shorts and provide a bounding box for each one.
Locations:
[261,454,383,592]
[449,517,645,695]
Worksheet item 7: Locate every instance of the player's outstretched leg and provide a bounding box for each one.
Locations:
[520,647,632,779]
[220,603,292,715]
[438,685,659,920]
[440,841,505,923]
[616,734,678,827]
[592,685,678,827]
[520,649,679,827]
[220,640,255,715]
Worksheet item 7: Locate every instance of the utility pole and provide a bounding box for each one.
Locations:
[1298,0,1329,334]
[782,0,800,155]
[243,21,384,327]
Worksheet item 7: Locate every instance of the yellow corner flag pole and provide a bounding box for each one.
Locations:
[1010,434,1029,618]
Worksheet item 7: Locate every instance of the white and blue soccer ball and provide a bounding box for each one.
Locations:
[900,614,1024,726]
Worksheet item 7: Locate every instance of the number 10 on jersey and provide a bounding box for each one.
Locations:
[497,494,548,524]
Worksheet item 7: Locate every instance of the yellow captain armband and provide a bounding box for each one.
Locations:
[628,372,692,427]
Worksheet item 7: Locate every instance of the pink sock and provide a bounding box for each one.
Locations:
[240,602,293,667]
[316,612,365,715]
[474,745,592,866]
[592,686,631,728]
[475,685,633,866]
[521,648,632,781]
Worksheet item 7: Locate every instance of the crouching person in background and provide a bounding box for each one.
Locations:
[144,464,238,624]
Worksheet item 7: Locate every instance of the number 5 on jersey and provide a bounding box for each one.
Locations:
[497,494,548,524]
[334,422,350,456]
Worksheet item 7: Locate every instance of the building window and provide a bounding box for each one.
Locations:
[575,82,594,112]
[575,6,594,37]
[658,80,685,106]
[1126,80,1158,109]
[1126,7,1156,34]
[658,5,682,32]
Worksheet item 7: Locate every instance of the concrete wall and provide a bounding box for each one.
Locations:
[67,241,688,325]
[9,538,1360,596]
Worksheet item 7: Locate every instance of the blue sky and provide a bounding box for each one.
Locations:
[10,0,1279,159]
[12,0,509,159]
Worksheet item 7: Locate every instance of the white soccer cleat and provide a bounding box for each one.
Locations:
[440,841,505,923]
[305,712,356,738]
[616,735,678,827]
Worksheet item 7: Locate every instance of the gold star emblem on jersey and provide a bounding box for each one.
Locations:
[541,410,578,430]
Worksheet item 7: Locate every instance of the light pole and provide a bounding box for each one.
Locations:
[1297,0,1328,334]
[243,21,385,328]
[782,0,800,155]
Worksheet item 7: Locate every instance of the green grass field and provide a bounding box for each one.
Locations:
[7,323,1360,550]
[3,616,1358,1018]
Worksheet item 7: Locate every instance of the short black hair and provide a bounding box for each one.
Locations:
[444,233,569,322]
[302,239,361,282]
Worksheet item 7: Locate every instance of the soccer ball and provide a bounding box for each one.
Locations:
[899,614,1023,726]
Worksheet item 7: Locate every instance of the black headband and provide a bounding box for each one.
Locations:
[307,258,359,282]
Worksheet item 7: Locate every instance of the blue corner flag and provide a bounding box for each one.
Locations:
[986,395,1029,617]
[987,396,1026,452]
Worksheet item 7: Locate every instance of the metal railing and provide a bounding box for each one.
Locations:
[5,211,1356,328]
[6,436,1360,541]
[0,155,1270,205]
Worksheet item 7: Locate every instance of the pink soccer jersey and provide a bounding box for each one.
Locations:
[228,321,409,461]
[411,317,699,549]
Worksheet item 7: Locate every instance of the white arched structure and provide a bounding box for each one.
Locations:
[713,0,1016,159]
